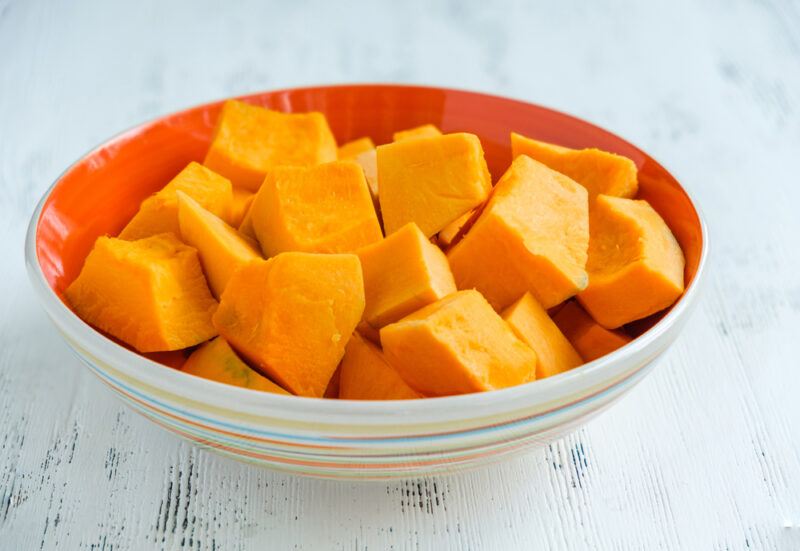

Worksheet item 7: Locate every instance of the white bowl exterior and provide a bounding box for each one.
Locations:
[34,272,698,478]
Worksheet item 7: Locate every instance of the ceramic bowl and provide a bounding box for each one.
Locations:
[25,84,707,479]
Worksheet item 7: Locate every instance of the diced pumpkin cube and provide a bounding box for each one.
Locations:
[511,132,638,199]
[119,162,233,240]
[230,188,255,228]
[378,133,491,237]
[353,149,378,202]
[251,161,382,256]
[324,365,341,398]
[339,333,420,400]
[448,155,589,310]
[380,290,537,396]
[183,337,290,395]
[177,192,261,299]
[552,301,631,361]
[203,100,337,191]
[355,320,381,344]
[577,195,685,328]
[65,233,218,352]
[338,137,375,159]
[393,124,442,142]
[437,208,478,249]
[212,252,365,398]
[237,204,257,241]
[357,222,456,330]
[501,293,583,379]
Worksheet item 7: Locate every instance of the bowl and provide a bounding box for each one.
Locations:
[25,84,707,480]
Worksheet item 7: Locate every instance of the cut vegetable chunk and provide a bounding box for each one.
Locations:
[119,162,233,240]
[204,100,337,191]
[448,155,589,310]
[212,252,365,398]
[356,320,381,344]
[338,137,375,159]
[578,194,685,328]
[65,233,218,352]
[353,148,378,202]
[237,204,257,241]
[183,337,290,394]
[378,133,491,237]
[339,333,420,400]
[437,208,478,249]
[380,290,537,396]
[251,161,382,256]
[358,222,456,330]
[502,293,582,379]
[552,301,631,361]
[393,124,442,142]
[177,192,261,299]
[324,366,341,398]
[511,132,638,199]
[230,188,255,228]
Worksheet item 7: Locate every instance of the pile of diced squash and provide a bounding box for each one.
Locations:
[65,100,685,399]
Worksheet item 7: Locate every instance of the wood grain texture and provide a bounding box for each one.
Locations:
[1,0,799,548]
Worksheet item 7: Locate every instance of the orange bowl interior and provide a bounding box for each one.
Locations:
[34,84,704,367]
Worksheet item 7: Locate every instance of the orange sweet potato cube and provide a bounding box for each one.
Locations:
[65,233,218,352]
[377,133,491,237]
[338,138,379,202]
[448,155,589,311]
[552,301,632,361]
[437,208,478,249]
[237,203,257,241]
[338,137,375,159]
[502,293,583,379]
[183,337,290,395]
[230,188,255,228]
[119,162,233,240]
[577,195,685,328]
[324,365,341,398]
[353,148,378,202]
[212,252,365,398]
[250,161,382,256]
[177,192,261,299]
[356,320,382,345]
[380,290,537,396]
[357,222,456,330]
[339,333,421,400]
[204,100,337,191]
[393,124,442,142]
[511,132,638,199]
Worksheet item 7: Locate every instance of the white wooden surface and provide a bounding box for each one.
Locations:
[2,0,799,548]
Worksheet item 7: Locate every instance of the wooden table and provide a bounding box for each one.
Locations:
[2,1,799,548]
